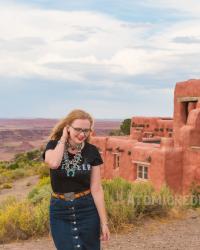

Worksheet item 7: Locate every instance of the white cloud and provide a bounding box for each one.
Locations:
[0,1,199,87]
[0,3,148,82]
[1,0,200,119]
[142,0,200,17]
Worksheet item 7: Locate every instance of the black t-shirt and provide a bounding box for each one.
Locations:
[42,140,103,193]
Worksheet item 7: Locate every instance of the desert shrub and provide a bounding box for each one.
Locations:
[102,178,176,231]
[0,162,7,170]
[0,149,44,186]
[0,196,17,211]
[7,162,20,170]
[0,183,12,189]
[0,177,51,243]
[128,181,155,216]
[26,150,41,161]
[0,173,9,185]
[0,169,25,185]
[0,176,194,242]
[32,198,50,235]
[27,177,51,204]
[188,181,200,208]
[9,168,26,180]
[14,149,42,164]
[36,164,50,178]
[0,200,34,242]
[0,199,49,243]
[37,176,50,187]
[103,177,132,201]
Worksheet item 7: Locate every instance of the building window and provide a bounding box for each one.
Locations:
[113,154,120,169]
[182,101,197,124]
[137,165,148,179]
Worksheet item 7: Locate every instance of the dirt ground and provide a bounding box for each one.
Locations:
[0,209,200,250]
[0,175,200,250]
[0,175,40,203]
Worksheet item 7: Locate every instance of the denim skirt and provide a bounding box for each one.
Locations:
[49,193,101,250]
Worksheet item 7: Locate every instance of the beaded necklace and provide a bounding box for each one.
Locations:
[61,141,83,177]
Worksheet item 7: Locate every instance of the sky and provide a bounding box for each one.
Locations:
[0,0,200,119]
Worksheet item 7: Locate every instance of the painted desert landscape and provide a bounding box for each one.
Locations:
[0,118,121,161]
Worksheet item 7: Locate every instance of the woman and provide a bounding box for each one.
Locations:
[42,109,110,250]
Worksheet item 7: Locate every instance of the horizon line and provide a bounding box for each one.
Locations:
[0,117,124,120]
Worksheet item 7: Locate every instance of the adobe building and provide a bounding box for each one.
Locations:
[90,79,200,194]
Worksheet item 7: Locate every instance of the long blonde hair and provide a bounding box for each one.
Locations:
[48,109,94,142]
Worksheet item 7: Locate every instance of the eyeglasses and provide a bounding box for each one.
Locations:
[70,125,92,134]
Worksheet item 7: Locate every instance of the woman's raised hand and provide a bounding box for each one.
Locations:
[61,126,69,141]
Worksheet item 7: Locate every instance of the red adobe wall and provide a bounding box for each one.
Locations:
[131,117,173,141]
[173,79,200,193]
[160,138,183,193]
[131,142,164,191]
[107,138,134,180]
[91,79,200,194]
[173,79,200,147]
[89,136,107,177]
[91,136,134,180]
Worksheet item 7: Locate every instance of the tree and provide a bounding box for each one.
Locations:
[109,118,131,136]
[120,118,131,135]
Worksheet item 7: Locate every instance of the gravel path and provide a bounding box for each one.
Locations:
[1,209,200,250]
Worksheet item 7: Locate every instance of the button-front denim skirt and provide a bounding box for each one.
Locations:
[49,193,101,250]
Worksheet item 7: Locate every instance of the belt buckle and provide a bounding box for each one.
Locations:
[64,192,75,201]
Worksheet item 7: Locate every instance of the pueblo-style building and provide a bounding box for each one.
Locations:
[91,79,200,194]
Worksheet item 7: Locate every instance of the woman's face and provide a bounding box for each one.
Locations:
[68,119,92,144]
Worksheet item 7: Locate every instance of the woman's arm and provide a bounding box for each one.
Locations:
[90,166,110,241]
[44,127,68,169]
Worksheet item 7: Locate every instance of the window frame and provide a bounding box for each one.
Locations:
[136,164,149,180]
[112,152,121,169]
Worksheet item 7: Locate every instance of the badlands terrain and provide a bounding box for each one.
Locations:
[0,118,121,161]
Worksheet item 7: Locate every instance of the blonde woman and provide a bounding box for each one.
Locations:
[42,109,110,250]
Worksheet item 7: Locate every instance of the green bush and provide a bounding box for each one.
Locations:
[102,178,176,231]
[1,183,12,189]
[14,149,41,162]
[0,177,51,243]
[103,177,132,201]
[0,162,7,170]
[0,196,17,211]
[128,181,155,216]
[27,177,51,204]
[26,150,41,161]
[0,176,193,242]
[189,181,200,208]
[36,164,50,178]
[0,149,45,186]
[0,199,49,243]
[7,162,20,170]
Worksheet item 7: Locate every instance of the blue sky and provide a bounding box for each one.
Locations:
[0,0,200,119]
